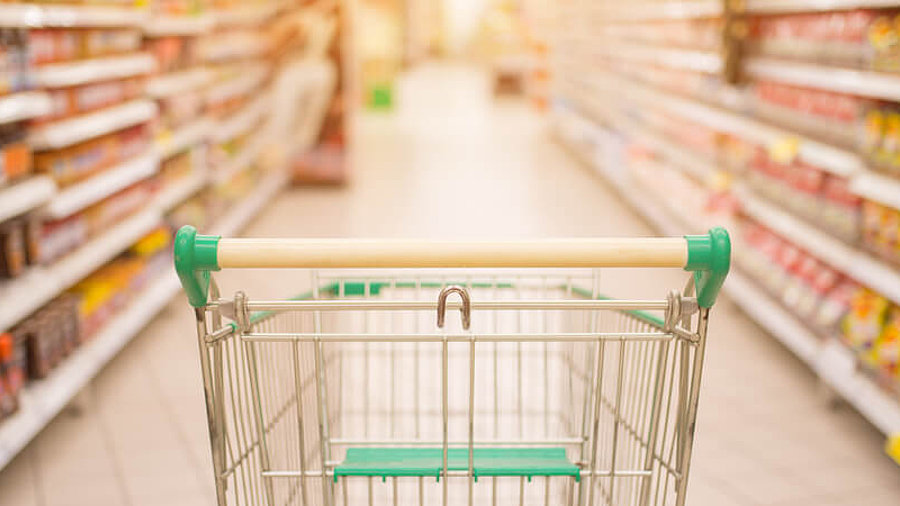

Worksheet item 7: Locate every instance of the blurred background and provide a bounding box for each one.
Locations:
[1,0,900,505]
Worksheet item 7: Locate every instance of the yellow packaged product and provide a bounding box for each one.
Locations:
[874,307,900,378]
[841,288,890,352]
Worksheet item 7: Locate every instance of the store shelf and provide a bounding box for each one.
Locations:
[212,95,269,143]
[143,14,213,36]
[0,270,180,471]
[746,57,900,102]
[0,92,52,124]
[155,118,212,160]
[595,75,864,177]
[35,53,156,88]
[210,169,289,236]
[0,209,160,332]
[206,65,268,105]
[43,152,159,219]
[0,4,147,28]
[211,134,266,185]
[0,176,56,223]
[29,100,157,150]
[850,171,900,212]
[745,0,900,13]
[725,270,900,438]
[736,186,900,306]
[199,32,268,63]
[145,68,214,98]
[212,1,285,27]
[597,44,722,74]
[598,1,722,20]
[153,171,208,211]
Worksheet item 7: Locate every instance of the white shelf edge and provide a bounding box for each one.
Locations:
[211,169,289,236]
[29,99,158,150]
[153,171,209,212]
[143,14,213,36]
[0,92,52,124]
[43,152,159,219]
[206,66,268,105]
[145,68,214,99]
[211,134,267,185]
[736,186,900,305]
[595,74,864,178]
[0,209,160,332]
[212,1,285,27]
[0,176,57,223]
[0,271,181,471]
[0,4,147,28]
[212,95,269,143]
[35,53,156,89]
[851,172,900,211]
[597,44,722,74]
[746,0,900,13]
[598,1,722,20]
[155,118,212,160]
[746,57,900,102]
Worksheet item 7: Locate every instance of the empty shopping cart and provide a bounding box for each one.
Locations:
[174,227,730,506]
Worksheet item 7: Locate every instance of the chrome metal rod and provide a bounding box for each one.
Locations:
[329,438,585,446]
[241,332,672,343]
[242,299,670,311]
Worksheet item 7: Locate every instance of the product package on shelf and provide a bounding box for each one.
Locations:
[748,9,899,70]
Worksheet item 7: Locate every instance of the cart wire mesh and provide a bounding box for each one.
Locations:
[194,269,710,506]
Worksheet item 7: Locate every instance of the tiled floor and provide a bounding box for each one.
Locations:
[1,63,898,505]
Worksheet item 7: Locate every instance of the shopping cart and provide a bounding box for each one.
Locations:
[174,226,730,506]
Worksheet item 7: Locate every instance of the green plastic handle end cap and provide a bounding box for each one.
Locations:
[174,225,221,307]
[684,227,731,308]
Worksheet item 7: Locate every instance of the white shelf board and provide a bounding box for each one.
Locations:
[35,53,156,89]
[200,33,267,63]
[746,0,900,13]
[211,133,266,185]
[0,4,147,28]
[598,1,721,20]
[153,171,208,211]
[212,95,268,143]
[206,65,268,105]
[746,57,900,102]
[43,152,159,219]
[211,169,288,236]
[0,209,160,332]
[736,185,900,305]
[597,44,722,74]
[0,176,56,223]
[143,14,213,36]
[212,1,285,27]
[725,270,900,437]
[0,92,52,124]
[145,68,214,98]
[850,171,900,211]
[155,118,212,160]
[0,271,180,470]
[29,99,158,150]
[595,75,864,178]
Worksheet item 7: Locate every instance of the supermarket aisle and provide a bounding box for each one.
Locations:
[1,62,899,506]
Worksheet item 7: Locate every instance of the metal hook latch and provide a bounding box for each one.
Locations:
[437,285,471,330]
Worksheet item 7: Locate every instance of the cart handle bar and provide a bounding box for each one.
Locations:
[174,226,730,308]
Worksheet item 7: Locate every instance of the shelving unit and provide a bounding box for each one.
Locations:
[554,0,900,448]
[0,0,333,472]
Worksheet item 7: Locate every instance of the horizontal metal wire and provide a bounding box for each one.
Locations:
[259,469,654,478]
[241,332,674,343]
[240,299,670,312]
[330,438,585,447]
